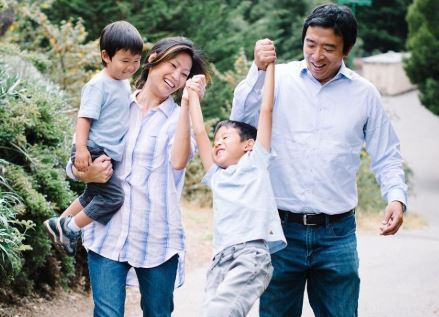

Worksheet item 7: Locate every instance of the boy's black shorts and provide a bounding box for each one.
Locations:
[71,144,124,225]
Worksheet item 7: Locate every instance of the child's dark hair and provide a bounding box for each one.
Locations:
[214,120,257,141]
[302,4,357,54]
[100,21,143,66]
[135,36,211,90]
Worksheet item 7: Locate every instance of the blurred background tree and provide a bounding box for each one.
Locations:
[404,0,439,115]
[4,0,101,108]
[356,0,412,55]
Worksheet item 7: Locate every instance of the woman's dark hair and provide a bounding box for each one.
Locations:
[135,36,211,90]
[302,4,357,54]
[99,21,144,66]
[214,120,257,141]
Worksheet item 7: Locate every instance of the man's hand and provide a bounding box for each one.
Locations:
[73,154,112,183]
[74,145,92,172]
[254,39,277,71]
[380,201,404,235]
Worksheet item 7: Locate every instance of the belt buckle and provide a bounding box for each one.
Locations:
[303,214,317,226]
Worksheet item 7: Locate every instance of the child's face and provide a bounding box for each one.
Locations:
[146,52,192,100]
[212,126,254,168]
[102,49,141,80]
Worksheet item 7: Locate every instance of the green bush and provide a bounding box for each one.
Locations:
[0,179,33,291]
[357,149,412,214]
[405,0,439,115]
[4,0,101,108]
[0,56,82,299]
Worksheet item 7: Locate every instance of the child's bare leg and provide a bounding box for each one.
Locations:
[60,198,83,218]
[59,198,93,229]
[72,211,93,228]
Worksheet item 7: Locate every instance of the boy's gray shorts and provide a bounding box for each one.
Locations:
[202,239,273,317]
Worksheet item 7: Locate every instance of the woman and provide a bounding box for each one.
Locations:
[66,36,209,316]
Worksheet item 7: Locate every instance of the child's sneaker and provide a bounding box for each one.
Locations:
[57,216,81,256]
[44,217,61,244]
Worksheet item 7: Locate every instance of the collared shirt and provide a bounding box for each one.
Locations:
[71,93,195,287]
[231,60,407,215]
[202,142,286,256]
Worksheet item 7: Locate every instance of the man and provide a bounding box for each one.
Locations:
[231,4,407,317]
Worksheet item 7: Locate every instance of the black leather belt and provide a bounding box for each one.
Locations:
[278,209,354,226]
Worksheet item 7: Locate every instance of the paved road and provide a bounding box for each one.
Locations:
[174,90,439,317]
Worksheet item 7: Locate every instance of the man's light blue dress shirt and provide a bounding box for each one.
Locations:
[231,61,407,215]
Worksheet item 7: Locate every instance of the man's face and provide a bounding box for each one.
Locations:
[303,26,348,85]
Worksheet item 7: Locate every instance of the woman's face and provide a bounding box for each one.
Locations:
[146,52,193,99]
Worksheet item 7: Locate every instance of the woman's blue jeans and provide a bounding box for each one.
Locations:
[260,212,360,317]
[87,251,178,317]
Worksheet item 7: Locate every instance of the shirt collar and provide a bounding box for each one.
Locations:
[299,59,353,82]
[132,91,177,118]
[159,96,177,118]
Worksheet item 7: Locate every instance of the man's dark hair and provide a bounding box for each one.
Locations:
[214,120,257,141]
[99,21,143,66]
[302,4,357,54]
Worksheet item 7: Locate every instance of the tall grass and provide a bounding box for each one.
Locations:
[0,170,34,289]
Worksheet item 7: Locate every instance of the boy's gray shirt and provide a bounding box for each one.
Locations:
[77,71,131,161]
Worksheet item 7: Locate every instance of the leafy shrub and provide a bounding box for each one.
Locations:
[357,149,412,214]
[405,0,439,115]
[0,55,82,299]
[4,0,100,108]
[0,179,33,290]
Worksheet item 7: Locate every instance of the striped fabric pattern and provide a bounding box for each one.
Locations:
[82,94,195,287]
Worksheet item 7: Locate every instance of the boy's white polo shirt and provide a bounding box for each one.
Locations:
[203,141,286,257]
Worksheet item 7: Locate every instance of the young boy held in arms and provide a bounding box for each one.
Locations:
[44,21,143,256]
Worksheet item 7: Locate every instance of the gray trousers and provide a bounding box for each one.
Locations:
[203,240,273,317]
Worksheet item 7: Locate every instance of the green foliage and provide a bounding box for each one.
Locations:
[356,0,412,55]
[203,48,252,120]
[0,56,79,298]
[5,0,101,107]
[235,0,306,62]
[0,43,51,73]
[404,0,439,115]
[357,149,412,214]
[43,0,306,70]
[0,182,34,289]
[44,0,239,69]
[356,150,386,213]
[183,156,212,207]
